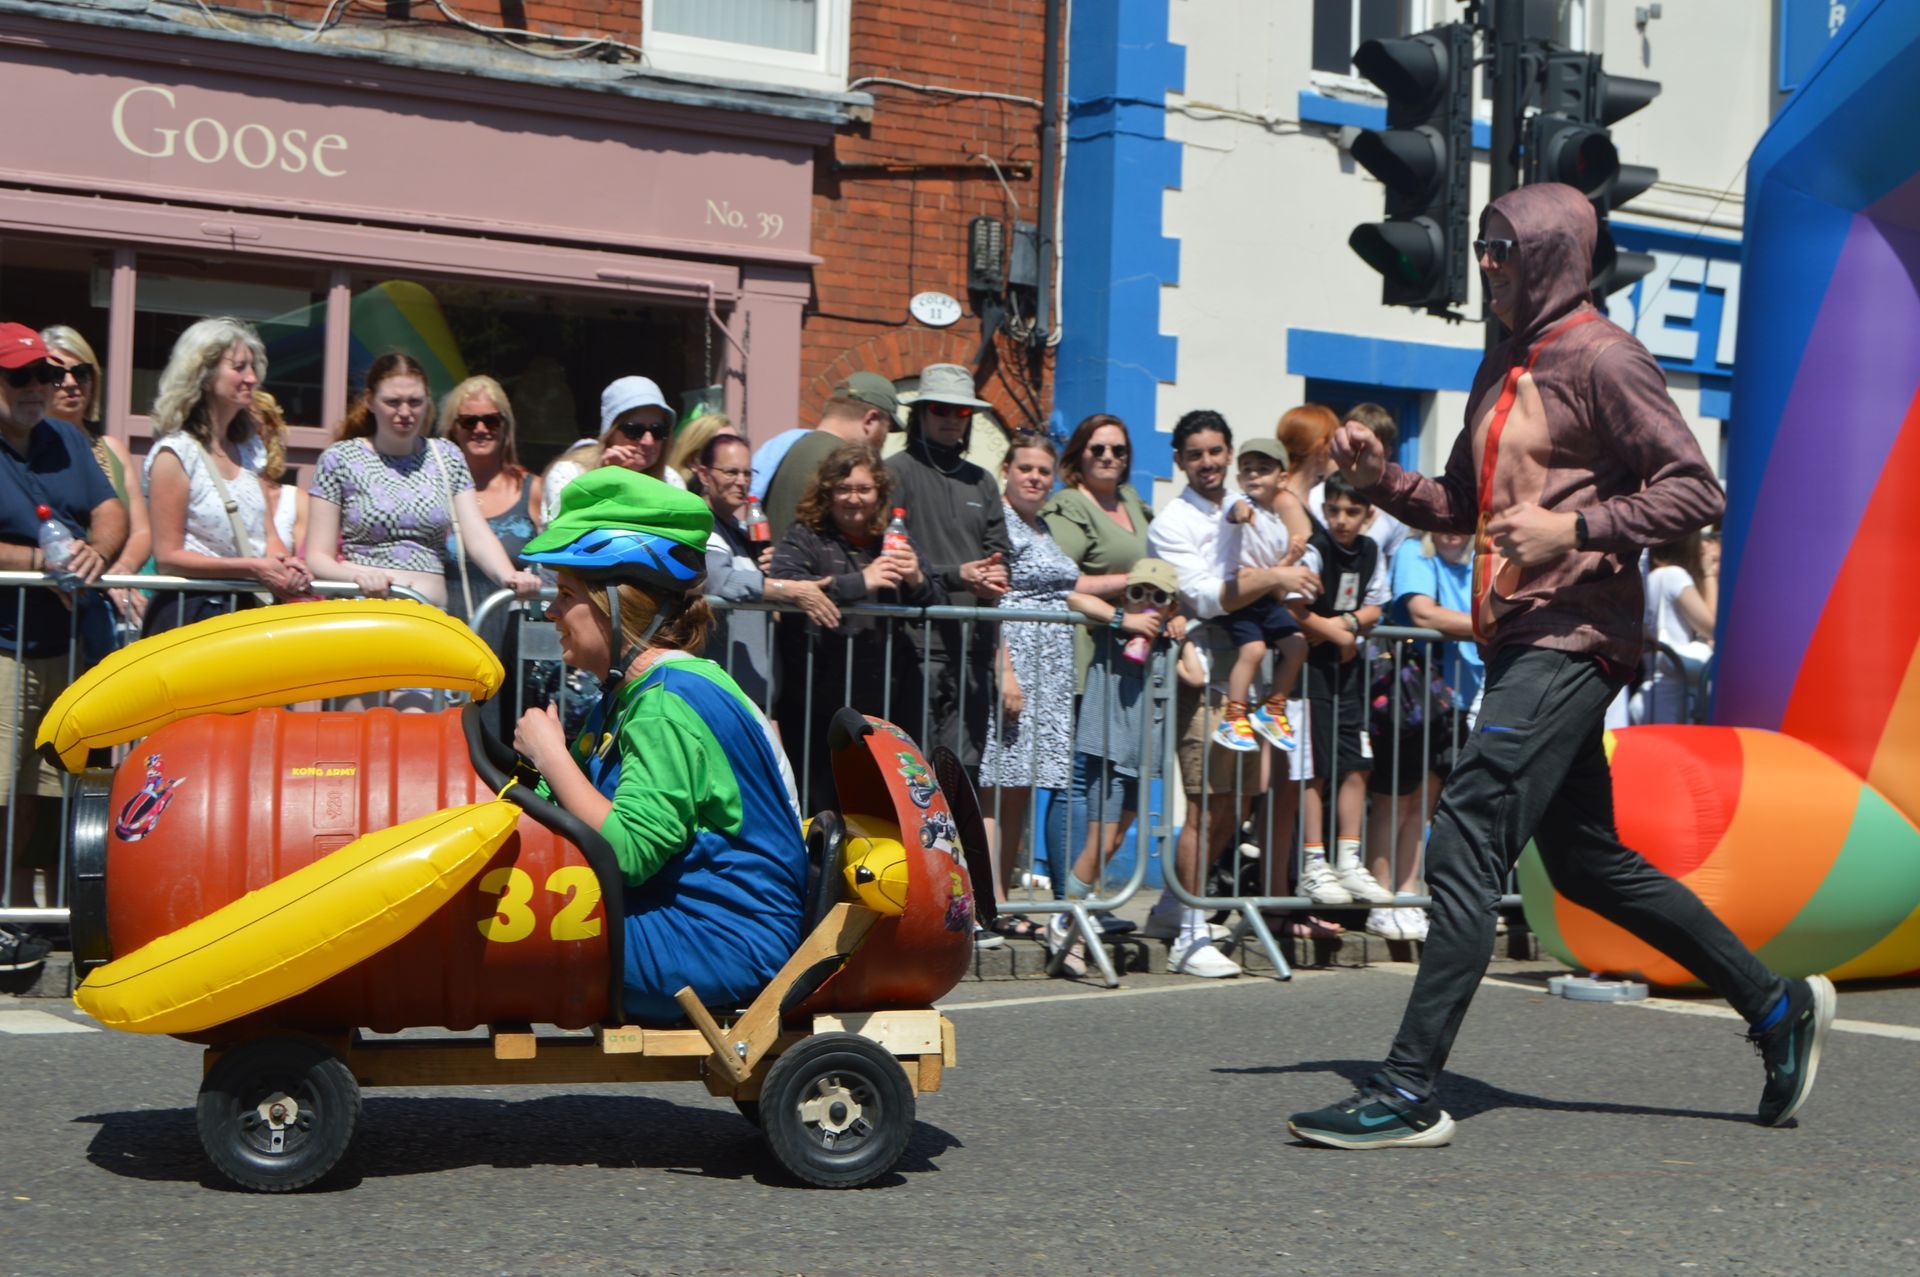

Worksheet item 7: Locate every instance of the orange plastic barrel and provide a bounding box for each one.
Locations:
[100,708,611,1042]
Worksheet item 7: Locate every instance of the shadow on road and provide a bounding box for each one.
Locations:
[73,1093,961,1191]
[1216,1058,1753,1126]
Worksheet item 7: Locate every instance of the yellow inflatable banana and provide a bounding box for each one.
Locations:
[37,600,503,772]
[75,799,520,1035]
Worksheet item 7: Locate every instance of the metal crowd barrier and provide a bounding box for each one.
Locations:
[8,572,1694,973]
[0,572,435,925]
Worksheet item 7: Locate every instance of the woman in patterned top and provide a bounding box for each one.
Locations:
[307,354,540,705]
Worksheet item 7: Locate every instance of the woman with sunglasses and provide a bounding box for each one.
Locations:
[541,376,687,526]
[41,326,151,628]
[1040,413,1155,897]
[977,434,1079,937]
[695,430,836,710]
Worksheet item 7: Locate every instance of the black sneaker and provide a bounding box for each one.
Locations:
[1287,1074,1456,1149]
[1751,974,1836,1126]
[0,924,51,972]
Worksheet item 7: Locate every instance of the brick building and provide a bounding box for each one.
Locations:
[0,0,1058,469]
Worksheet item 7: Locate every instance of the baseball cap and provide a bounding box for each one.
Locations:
[599,376,671,434]
[1126,557,1179,596]
[522,466,712,558]
[833,372,902,428]
[0,323,51,371]
[1238,438,1288,466]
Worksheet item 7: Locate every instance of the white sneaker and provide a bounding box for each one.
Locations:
[1018,870,1052,893]
[1298,860,1354,906]
[1170,935,1241,978]
[1398,907,1430,942]
[1044,914,1088,978]
[1334,862,1396,905]
[1140,907,1230,943]
[1366,908,1406,941]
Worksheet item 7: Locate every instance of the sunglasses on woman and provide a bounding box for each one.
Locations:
[615,420,670,441]
[1087,442,1129,459]
[454,413,505,430]
[54,364,95,387]
[1125,584,1174,606]
[4,362,59,388]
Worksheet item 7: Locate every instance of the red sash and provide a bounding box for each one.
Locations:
[1470,310,1599,643]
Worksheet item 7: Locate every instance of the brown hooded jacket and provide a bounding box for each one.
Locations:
[1359,183,1724,673]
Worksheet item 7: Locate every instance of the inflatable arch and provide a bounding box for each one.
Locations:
[1521,0,1920,983]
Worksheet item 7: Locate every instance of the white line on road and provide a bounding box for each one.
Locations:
[942,971,1323,1013]
[1465,971,1920,1042]
[0,1009,96,1035]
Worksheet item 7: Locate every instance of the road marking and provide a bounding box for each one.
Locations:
[942,972,1322,1013]
[1468,972,1920,1042]
[0,1009,96,1035]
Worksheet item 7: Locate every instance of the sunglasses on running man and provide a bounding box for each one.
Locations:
[1125,584,1174,606]
[1473,238,1516,265]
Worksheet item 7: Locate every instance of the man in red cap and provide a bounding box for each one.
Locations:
[0,321,126,940]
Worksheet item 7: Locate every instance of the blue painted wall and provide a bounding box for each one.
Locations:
[1055,0,1184,484]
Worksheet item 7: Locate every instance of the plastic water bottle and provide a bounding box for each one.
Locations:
[882,507,911,556]
[34,505,81,591]
[744,496,770,544]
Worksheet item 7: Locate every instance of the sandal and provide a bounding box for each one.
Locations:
[1286,915,1345,940]
[990,913,1045,942]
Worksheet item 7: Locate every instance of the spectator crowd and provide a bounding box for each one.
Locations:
[0,312,1720,978]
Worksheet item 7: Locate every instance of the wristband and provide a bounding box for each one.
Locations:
[1574,511,1590,550]
[1109,609,1124,631]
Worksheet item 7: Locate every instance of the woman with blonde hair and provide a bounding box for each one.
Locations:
[143,316,310,634]
[438,373,542,617]
[41,325,151,626]
[665,409,733,490]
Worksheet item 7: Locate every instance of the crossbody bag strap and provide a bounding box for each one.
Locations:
[189,436,260,559]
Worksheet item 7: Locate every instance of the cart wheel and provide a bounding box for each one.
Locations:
[196,1037,361,1192]
[759,1032,914,1188]
[732,1098,761,1127]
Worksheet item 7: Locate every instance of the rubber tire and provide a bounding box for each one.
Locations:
[196,1037,361,1192]
[759,1032,915,1188]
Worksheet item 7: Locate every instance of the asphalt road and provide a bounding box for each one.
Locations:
[4,959,1917,1277]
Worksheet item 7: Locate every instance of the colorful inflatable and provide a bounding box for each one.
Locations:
[1521,0,1920,982]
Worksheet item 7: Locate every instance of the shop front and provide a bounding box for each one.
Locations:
[0,6,837,471]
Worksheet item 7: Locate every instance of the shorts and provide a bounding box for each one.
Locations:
[1367,698,1470,796]
[1301,657,1372,783]
[0,648,72,804]
[1176,684,1266,797]
[1220,596,1299,648]
[1076,752,1140,824]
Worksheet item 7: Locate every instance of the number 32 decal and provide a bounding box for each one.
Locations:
[475,865,603,943]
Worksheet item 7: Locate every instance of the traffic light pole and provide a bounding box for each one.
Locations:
[1484,0,1525,349]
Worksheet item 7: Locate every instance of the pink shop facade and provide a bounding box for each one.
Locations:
[0,7,835,470]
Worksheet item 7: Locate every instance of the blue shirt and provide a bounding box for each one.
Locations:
[0,419,116,656]
[1388,540,1483,706]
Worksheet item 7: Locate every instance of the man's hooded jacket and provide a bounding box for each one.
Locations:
[1360,182,1725,673]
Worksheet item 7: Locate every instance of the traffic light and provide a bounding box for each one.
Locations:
[1347,23,1474,314]
[1524,51,1660,299]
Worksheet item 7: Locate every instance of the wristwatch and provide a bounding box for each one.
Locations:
[1574,511,1590,550]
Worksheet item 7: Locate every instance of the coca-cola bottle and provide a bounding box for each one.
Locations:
[744,496,770,544]
[882,507,911,556]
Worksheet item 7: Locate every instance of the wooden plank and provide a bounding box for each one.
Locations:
[491,1023,537,1061]
[715,903,881,1079]
[346,1038,705,1088]
[673,991,748,1084]
[810,1009,942,1056]
[917,1052,943,1093]
[594,1025,646,1055]
[940,1014,957,1067]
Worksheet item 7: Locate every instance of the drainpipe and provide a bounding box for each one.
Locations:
[1034,0,1063,349]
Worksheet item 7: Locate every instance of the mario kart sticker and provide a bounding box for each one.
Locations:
[867,716,916,746]
[943,870,975,933]
[919,808,960,861]
[115,753,184,843]
[895,753,937,809]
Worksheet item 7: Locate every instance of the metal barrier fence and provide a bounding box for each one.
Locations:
[6,574,1701,980]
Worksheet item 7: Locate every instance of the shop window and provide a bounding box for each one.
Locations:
[1311,0,1417,76]
[0,236,112,411]
[347,277,710,472]
[1304,379,1426,472]
[643,0,849,94]
[131,254,327,428]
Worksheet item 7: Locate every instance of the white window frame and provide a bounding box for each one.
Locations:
[641,0,851,95]
[1310,0,1427,96]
